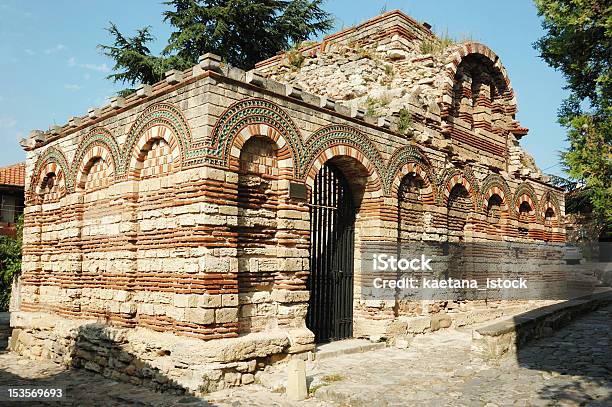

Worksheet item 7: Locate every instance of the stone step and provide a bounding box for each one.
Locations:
[255,338,387,394]
[311,338,386,361]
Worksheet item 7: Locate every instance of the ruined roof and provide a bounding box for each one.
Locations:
[256,10,543,178]
[0,162,26,187]
[255,10,514,120]
[255,9,436,70]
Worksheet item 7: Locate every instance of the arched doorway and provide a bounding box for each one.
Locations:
[307,162,356,343]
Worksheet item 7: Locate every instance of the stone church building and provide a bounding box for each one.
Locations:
[10,11,565,393]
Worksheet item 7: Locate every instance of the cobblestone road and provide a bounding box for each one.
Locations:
[0,305,609,406]
[302,304,612,407]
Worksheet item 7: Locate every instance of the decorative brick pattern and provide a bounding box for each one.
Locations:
[28,146,71,202]
[440,168,479,210]
[206,98,303,173]
[139,138,174,179]
[302,124,385,195]
[121,103,190,176]
[72,127,120,191]
[513,182,539,220]
[82,157,112,191]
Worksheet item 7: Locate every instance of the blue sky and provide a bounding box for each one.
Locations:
[0,0,569,176]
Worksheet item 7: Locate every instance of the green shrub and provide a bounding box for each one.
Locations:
[0,215,23,311]
[398,108,413,135]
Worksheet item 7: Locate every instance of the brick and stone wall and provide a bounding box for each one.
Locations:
[10,10,567,394]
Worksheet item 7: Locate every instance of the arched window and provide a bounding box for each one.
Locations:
[398,173,425,239]
[447,184,471,240]
[39,172,60,202]
[450,54,507,132]
[518,201,532,237]
[519,201,532,216]
[486,194,503,225]
[544,208,555,225]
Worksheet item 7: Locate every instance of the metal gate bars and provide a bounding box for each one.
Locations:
[307,163,355,343]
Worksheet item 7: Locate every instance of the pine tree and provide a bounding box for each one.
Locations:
[100,0,333,94]
[99,24,181,96]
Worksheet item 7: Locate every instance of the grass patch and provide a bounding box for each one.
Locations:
[298,40,318,48]
[364,96,391,117]
[308,383,327,396]
[321,374,345,382]
[286,49,305,69]
[398,108,413,136]
[284,41,312,69]
[308,374,346,397]
[384,64,394,76]
[356,47,374,60]
[420,29,478,55]
[420,33,455,55]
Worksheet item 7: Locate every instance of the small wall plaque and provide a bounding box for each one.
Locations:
[289,182,308,200]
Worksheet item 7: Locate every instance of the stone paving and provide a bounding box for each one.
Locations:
[0,352,323,407]
[0,305,610,406]
[299,304,612,407]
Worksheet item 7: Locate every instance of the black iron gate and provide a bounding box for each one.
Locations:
[307,163,355,343]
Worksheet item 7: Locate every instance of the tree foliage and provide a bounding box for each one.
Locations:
[100,0,333,93]
[99,24,178,96]
[534,0,612,232]
[0,216,23,311]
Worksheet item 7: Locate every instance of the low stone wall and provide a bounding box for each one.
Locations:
[471,290,612,362]
[8,311,313,395]
[352,299,554,342]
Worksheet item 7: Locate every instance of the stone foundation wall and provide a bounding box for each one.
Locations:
[9,311,314,394]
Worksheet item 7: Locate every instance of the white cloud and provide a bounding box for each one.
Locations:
[24,49,36,56]
[64,84,82,91]
[44,44,66,55]
[80,63,111,73]
[83,73,91,80]
[67,57,111,73]
[0,117,17,128]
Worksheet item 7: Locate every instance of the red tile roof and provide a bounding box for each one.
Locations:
[0,162,26,187]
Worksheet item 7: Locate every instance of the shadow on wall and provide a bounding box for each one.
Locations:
[2,322,219,406]
[512,303,612,405]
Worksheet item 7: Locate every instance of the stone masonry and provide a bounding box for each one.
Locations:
[10,10,567,395]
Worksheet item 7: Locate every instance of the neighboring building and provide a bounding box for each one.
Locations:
[10,11,566,394]
[0,162,25,238]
